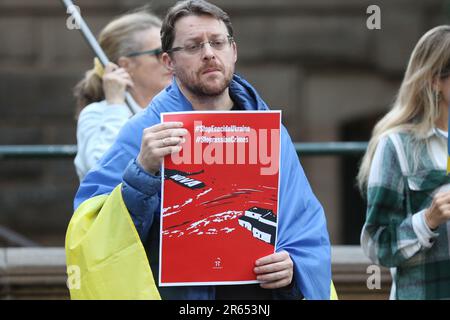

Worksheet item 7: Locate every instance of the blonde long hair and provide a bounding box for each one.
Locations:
[357,25,450,191]
[73,10,162,116]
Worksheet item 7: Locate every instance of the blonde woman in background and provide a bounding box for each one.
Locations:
[358,26,450,299]
[73,10,172,180]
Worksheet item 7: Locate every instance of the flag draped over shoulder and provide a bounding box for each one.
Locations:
[65,184,160,300]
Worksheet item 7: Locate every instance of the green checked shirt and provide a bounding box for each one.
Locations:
[361,128,450,299]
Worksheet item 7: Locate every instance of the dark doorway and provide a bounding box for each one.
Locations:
[340,111,385,244]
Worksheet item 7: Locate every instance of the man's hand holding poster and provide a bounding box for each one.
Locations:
[160,111,281,286]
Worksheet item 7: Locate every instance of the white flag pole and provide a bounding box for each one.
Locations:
[61,0,141,115]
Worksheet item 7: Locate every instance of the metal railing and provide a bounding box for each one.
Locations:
[0,142,368,247]
[0,145,77,160]
[0,142,368,159]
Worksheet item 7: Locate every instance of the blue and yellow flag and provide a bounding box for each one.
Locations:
[65,184,160,300]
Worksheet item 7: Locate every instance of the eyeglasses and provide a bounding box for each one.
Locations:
[167,35,234,55]
[126,48,163,58]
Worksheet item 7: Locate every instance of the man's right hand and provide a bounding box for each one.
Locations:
[137,122,187,175]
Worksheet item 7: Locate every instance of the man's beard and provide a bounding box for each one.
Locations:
[175,64,234,98]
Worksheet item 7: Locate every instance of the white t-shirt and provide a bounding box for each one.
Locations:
[74,100,133,180]
[436,128,448,138]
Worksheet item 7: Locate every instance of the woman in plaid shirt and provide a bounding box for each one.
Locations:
[358,26,450,299]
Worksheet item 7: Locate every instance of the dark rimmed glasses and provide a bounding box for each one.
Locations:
[126,48,163,58]
[167,35,234,55]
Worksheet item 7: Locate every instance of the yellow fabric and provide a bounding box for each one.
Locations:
[93,57,105,78]
[65,184,160,300]
[447,156,450,174]
[330,281,338,300]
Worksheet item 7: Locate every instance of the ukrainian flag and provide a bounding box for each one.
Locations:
[65,184,160,299]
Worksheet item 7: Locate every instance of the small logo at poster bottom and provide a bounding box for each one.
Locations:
[213,257,223,270]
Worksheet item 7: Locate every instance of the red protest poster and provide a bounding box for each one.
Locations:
[159,111,281,286]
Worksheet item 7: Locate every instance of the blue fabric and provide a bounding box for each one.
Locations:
[121,159,161,242]
[74,74,331,300]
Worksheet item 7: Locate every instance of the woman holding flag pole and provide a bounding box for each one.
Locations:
[71,7,172,180]
[358,25,450,299]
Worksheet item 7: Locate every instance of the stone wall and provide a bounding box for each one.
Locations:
[0,0,448,245]
[0,246,391,300]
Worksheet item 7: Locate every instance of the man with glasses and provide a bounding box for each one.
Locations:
[70,0,331,300]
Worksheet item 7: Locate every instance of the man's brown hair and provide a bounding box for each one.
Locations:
[161,0,234,53]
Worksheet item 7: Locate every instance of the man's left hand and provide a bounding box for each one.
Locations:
[254,250,293,289]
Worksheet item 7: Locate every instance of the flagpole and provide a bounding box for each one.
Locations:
[60,0,140,115]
